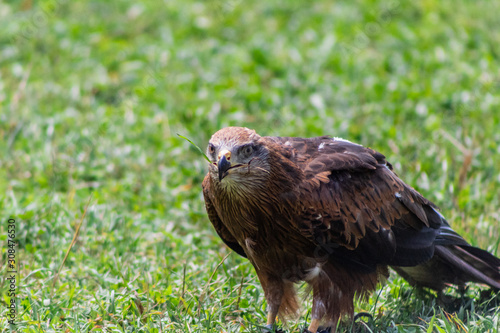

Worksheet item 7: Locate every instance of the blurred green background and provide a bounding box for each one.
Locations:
[1,0,499,331]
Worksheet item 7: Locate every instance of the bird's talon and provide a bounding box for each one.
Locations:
[353,312,373,322]
[262,324,285,333]
[261,324,272,332]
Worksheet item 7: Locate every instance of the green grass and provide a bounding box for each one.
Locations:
[1,0,499,331]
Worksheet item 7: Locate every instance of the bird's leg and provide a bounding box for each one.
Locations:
[267,311,278,327]
[265,286,283,327]
[306,280,337,333]
[262,301,281,332]
[261,276,284,331]
[307,286,324,333]
[307,318,321,333]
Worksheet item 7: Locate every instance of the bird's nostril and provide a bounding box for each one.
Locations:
[218,149,232,161]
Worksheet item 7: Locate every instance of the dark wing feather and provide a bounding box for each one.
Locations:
[275,136,442,272]
[202,175,247,258]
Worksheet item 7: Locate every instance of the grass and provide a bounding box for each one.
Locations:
[1,0,499,331]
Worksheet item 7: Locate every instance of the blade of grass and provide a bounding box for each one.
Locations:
[177,134,211,163]
[427,314,436,333]
[197,251,232,316]
[51,194,93,295]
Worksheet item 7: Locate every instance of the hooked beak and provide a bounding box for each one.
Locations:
[218,154,232,181]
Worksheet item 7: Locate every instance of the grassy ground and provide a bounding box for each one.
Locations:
[1,0,500,332]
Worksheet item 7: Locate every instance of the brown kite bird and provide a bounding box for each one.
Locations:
[202,127,500,333]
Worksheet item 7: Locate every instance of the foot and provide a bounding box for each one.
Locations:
[262,324,285,333]
[302,328,331,333]
[353,312,373,322]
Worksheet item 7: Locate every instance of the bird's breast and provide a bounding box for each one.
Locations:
[241,236,320,282]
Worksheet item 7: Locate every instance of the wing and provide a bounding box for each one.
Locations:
[202,174,247,258]
[274,136,450,272]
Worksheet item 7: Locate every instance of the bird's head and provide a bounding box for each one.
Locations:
[206,127,271,188]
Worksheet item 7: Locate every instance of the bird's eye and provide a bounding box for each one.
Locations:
[241,145,254,157]
[208,144,215,154]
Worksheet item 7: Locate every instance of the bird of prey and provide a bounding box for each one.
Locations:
[201,127,500,333]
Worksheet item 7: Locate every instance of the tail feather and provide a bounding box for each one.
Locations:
[393,207,500,291]
[434,245,500,289]
[393,244,500,290]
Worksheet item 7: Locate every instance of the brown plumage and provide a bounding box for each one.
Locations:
[202,127,500,333]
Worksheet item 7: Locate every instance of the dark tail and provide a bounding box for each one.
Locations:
[434,244,500,289]
[393,243,500,291]
[392,213,500,290]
